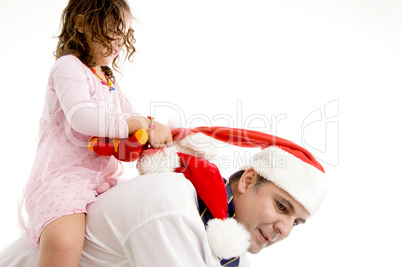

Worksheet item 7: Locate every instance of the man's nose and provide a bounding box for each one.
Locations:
[274,217,294,238]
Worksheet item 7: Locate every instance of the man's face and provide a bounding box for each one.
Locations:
[233,169,310,254]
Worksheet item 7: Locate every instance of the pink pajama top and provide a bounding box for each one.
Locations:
[18,55,135,248]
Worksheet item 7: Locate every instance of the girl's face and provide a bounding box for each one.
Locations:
[87,10,132,67]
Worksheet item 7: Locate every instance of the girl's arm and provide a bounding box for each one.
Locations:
[126,115,150,135]
[126,116,173,148]
[51,56,130,138]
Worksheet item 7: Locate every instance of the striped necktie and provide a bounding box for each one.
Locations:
[198,178,240,267]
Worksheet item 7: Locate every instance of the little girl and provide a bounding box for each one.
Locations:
[18,0,172,266]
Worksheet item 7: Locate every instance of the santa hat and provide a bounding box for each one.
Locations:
[136,126,329,259]
[192,127,329,217]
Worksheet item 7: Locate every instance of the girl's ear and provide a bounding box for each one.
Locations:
[74,14,85,34]
[237,168,258,193]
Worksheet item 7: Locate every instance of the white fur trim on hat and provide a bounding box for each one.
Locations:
[206,218,250,260]
[137,148,181,174]
[137,133,217,174]
[242,146,329,216]
[175,133,217,159]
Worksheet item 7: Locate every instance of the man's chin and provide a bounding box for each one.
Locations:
[248,237,281,254]
[247,242,264,254]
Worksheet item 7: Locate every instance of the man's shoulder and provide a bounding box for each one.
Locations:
[123,172,197,201]
[88,172,199,218]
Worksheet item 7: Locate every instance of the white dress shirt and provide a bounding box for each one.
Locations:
[0,172,250,266]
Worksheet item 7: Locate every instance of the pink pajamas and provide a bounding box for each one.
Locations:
[18,55,135,248]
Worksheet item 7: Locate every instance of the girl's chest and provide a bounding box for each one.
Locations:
[87,74,118,102]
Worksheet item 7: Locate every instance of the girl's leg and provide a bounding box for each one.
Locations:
[37,213,86,267]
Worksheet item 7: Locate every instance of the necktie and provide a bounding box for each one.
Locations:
[198,178,240,267]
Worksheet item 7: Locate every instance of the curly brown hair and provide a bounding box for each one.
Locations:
[54,0,136,82]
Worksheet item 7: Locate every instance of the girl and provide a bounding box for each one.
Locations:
[18,0,173,266]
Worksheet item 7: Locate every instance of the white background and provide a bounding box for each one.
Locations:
[1,0,401,266]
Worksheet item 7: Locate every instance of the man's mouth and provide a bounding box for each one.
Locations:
[259,229,270,246]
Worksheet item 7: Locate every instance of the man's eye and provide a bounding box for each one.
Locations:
[276,201,286,211]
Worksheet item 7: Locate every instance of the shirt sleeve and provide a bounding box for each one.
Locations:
[121,214,221,267]
[49,55,129,138]
[115,82,136,115]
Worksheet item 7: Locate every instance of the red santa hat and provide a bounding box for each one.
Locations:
[136,126,329,259]
[191,127,328,217]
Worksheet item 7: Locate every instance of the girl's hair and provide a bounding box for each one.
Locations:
[55,0,136,81]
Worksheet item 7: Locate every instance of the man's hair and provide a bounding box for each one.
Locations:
[55,0,136,81]
[229,170,270,191]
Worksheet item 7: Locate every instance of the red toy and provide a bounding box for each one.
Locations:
[88,129,149,162]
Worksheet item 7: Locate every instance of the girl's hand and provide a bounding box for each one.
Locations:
[148,121,173,149]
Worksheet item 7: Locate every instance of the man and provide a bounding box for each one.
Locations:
[0,127,329,266]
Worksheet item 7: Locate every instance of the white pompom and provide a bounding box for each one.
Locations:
[206,218,250,259]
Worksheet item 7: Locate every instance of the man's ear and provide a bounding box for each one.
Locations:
[237,168,258,193]
[74,14,85,34]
